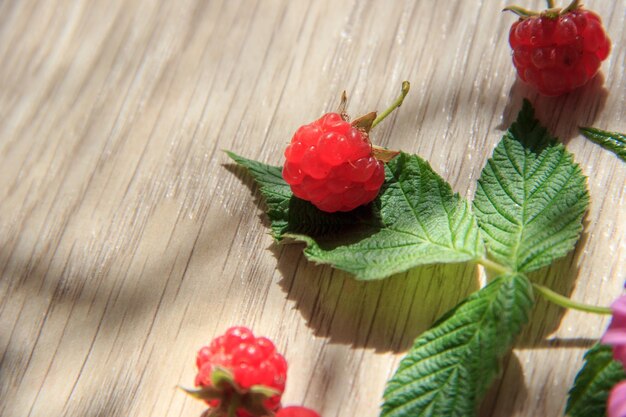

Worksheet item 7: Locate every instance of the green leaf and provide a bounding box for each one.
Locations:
[580,127,626,163]
[474,100,589,273]
[292,153,485,280]
[229,151,485,280]
[380,273,534,417]
[566,344,626,417]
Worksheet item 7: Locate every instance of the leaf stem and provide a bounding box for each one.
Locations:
[502,5,540,17]
[562,0,581,14]
[546,0,555,8]
[476,258,512,276]
[533,283,612,315]
[371,81,410,129]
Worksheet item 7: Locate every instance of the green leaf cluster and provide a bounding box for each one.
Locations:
[230,101,588,281]
[229,100,593,417]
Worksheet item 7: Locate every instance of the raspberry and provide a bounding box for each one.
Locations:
[282,83,410,213]
[506,0,611,96]
[190,326,287,417]
[276,406,322,417]
[283,113,385,213]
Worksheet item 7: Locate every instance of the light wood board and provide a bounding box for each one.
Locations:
[1,1,625,416]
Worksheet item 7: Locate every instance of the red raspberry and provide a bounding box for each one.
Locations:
[192,326,287,417]
[282,112,385,213]
[507,1,611,96]
[276,406,322,417]
[282,83,410,213]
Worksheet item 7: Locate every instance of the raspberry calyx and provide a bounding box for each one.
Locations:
[183,326,287,417]
[504,0,611,96]
[282,82,409,213]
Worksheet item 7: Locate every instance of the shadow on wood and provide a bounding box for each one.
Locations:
[479,352,528,417]
[499,74,608,143]
[273,241,479,353]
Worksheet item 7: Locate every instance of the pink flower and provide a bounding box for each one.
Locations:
[608,381,626,417]
[602,295,626,368]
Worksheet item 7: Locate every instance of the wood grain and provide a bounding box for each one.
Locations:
[0,1,625,416]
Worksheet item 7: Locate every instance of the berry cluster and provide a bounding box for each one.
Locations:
[508,2,610,96]
[282,112,385,213]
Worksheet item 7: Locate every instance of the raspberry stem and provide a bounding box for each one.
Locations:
[505,0,581,18]
[562,0,581,14]
[502,5,539,17]
[371,81,410,129]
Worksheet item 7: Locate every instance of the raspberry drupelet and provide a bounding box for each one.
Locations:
[282,82,410,213]
[506,0,611,96]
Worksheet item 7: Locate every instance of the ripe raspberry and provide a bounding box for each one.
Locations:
[282,83,409,213]
[191,326,287,417]
[276,406,322,417]
[506,0,611,96]
[282,112,386,213]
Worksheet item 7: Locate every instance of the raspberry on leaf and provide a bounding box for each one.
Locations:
[282,82,409,213]
[505,0,611,96]
[182,326,287,417]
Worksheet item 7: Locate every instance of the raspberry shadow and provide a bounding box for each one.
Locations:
[499,73,608,143]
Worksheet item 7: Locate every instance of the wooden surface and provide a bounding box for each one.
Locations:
[1,1,625,416]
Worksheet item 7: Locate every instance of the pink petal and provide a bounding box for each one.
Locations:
[611,316,626,329]
[602,295,626,365]
[602,331,626,345]
[612,296,626,316]
[614,346,626,368]
[608,381,626,417]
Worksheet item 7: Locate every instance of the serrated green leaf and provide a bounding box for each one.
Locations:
[473,100,589,273]
[381,273,534,417]
[291,153,485,279]
[229,151,485,280]
[580,127,626,163]
[566,344,626,417]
